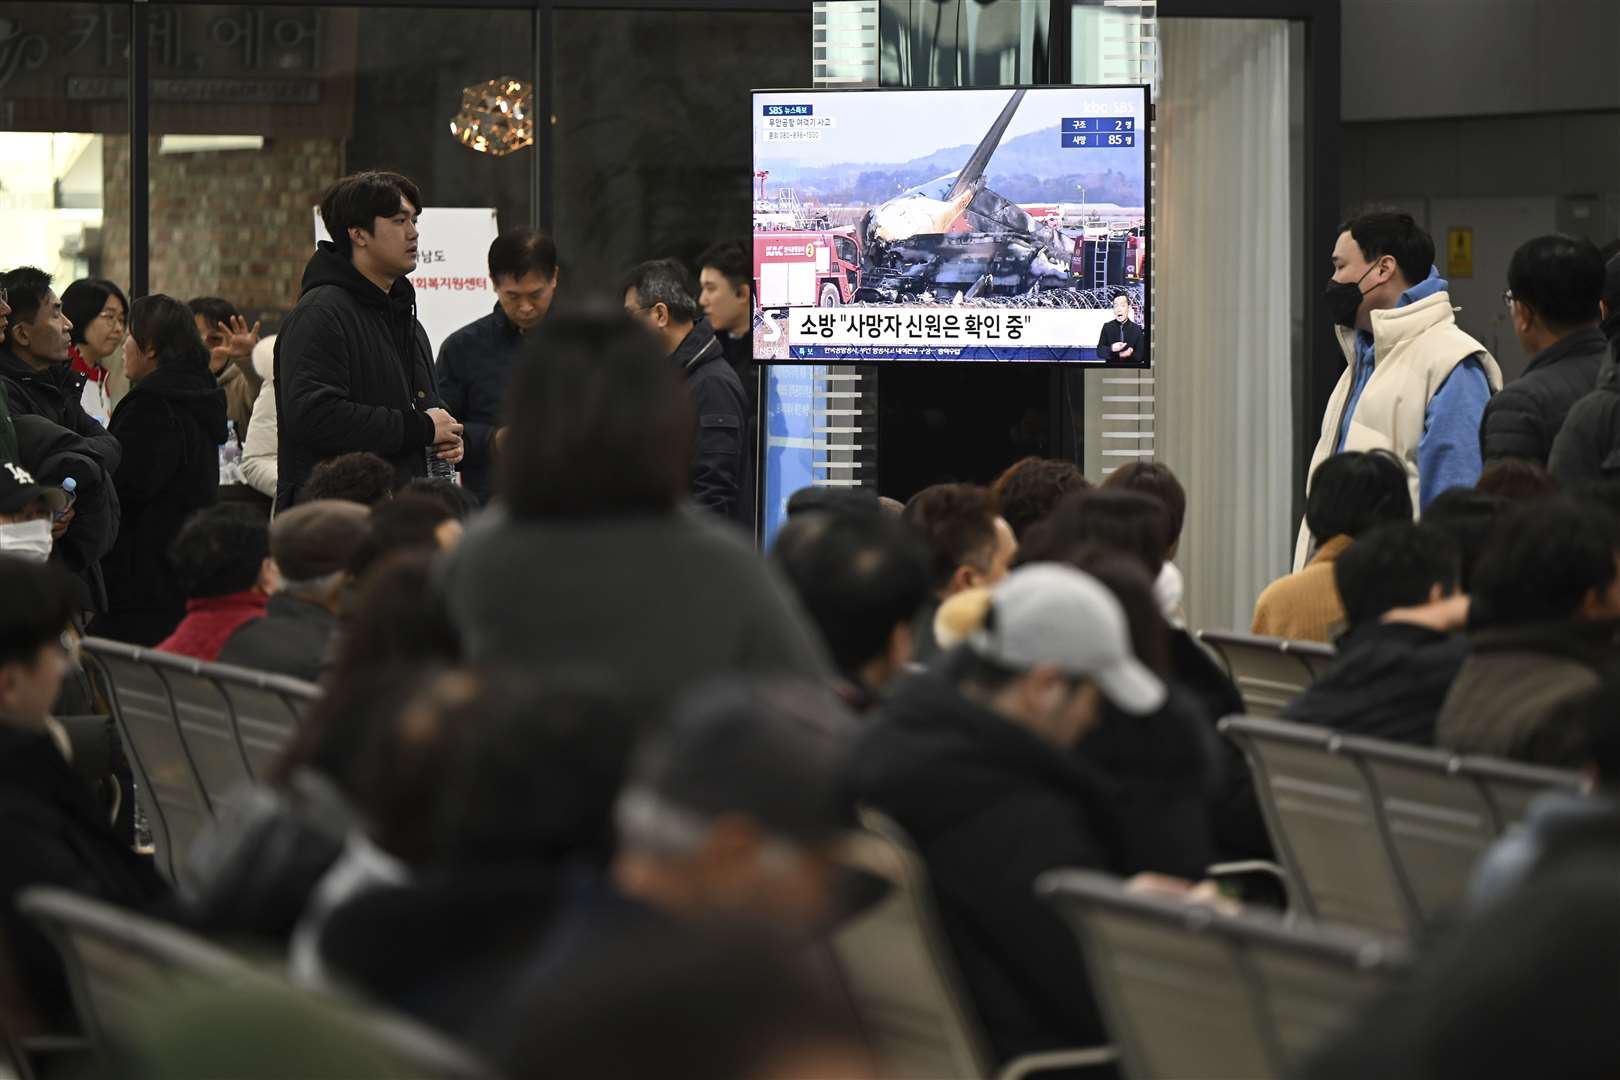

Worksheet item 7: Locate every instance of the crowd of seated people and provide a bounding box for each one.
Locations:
[3,242,1619,1080]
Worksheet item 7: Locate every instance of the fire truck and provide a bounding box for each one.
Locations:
[753,230,863,312]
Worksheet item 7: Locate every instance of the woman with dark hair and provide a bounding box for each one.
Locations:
[441,310,826,708]
[61,278,131,422]
[89,294,227,645]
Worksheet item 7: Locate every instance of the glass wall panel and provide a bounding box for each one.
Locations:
[879,0,1050,88]
[0,3,129,286]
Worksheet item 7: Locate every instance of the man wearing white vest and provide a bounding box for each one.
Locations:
[1295,211,1503,570]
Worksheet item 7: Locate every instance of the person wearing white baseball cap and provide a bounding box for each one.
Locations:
[850,561,1166,1070]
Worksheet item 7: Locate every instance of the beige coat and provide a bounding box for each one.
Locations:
[1294,292,1502,571]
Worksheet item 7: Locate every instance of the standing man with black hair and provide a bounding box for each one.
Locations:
[1480,235,1607,466]
[276,172,463,509]
[0,267,120,470]
[697,239,756,394]
[1549,250,1620,486]
[623,258,751,526]
[436,228,559,501]
[1299,211,1502,568]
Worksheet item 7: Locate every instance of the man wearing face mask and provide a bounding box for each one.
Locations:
[0,462,68,562]
[1296,211,1503,570]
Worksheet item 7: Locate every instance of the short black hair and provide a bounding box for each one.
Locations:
[432,669,635,870]
[697,239,751,294]
[169,503,269,599]
[771,511,931,676]
[500,311,693,518]
[785,486,882,519]
[302,451,396,507]
[0,267,54,326]
[329,551,460,676]
[1305,450,1412,542]
[1018,488,1171,578]
[128,294,210,373]
[399,476,481,520]
[348,493,455,579]
[1103,461,1187,550]
[902,483,1000,592]
[1334,522,1460,628]
[318,171,422,259]
[1339,209,1435,288]
[991,457,1092,540]
[61,278,129,346]
[1471,497,1620,627]
[0,557,75,668]
[1476,458,1559,501]
[619,258,699,324]
[488,228,558,284]
[186,296,239,330]
[1508,234,1606,330]
[1422,488,1509,592]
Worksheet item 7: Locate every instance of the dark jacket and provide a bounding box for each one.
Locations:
[1436,619,1620,767]
[216,591,336,683]
[1096,317,1145,363]
[850,667,1122,1067]
[0,346,121,473]
[12,414,121,613]
[0,382,17,464]
[275,242,442,508]
[1465,790,1620,911]
[1168,629,1272,861]
[435,303,526,501]
[0,725,167,1032]
[1481,325,1607,465]
[1549,341,1620,486]
[441,508,827,710]
[1286,620,1469,745]
[93,363,228,647]
[672,320,751,526]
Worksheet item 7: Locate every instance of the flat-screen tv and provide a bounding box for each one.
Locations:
[751,84,1150,366]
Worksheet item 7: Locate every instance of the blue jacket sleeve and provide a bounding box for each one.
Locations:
[1417,356,1491,510]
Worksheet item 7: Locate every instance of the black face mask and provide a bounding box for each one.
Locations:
[1323,262,1384,329]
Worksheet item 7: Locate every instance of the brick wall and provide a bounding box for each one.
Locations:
[102,135,343,325]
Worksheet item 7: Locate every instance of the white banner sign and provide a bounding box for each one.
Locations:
[313,207,499,357]
[779,305,1136,362]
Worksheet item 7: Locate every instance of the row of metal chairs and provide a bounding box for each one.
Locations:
[77,637,320,886]
[13,886,490,1079]
[1221,715,1583,937]
[1195,628,1336,718]
[831,811,1407,1080]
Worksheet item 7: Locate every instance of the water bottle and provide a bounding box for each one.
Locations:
[219,421,244,485]
[53,477,76,522]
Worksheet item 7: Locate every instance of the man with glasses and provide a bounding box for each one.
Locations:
[0,268,120,471]
[621,258,751,525]
[1480,235,1608,467]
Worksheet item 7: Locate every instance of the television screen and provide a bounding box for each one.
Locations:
[751,85,1150,365]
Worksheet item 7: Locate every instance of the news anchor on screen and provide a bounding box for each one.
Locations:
[1098,294,1146,362]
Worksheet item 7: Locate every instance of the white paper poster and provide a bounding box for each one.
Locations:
[313,207,500,357]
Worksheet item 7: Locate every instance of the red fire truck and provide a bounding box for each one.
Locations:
[753,229,863,312]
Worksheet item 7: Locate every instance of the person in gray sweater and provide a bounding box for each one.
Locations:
[439,310,827,708]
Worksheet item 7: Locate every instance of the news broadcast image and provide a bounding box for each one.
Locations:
[751,85,1149,365]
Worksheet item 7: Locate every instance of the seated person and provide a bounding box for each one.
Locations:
[155,503,277,661]
[0,557,167,1034]
[300,451,396,507]
[1475,457,1558,501]
[990,457,1091,541]
[310,670,635,1040]
[901,483,1017,663]
[851,563,1164,1069]
[1420,488,1508,591]
[1438,497,1620,766]
[1253,449,1412,642]
[217,500,369,682]
[1285,522,1468,744]
[771,510,931,711]
[1102,461,1188,624]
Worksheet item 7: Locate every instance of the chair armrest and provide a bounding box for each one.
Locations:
[1207,859,1292,908]
[996,1045,1118,1080]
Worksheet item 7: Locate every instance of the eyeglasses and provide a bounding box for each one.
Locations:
[98,309,126,328]
[0,287,8,306]
[1503,288,1515,310]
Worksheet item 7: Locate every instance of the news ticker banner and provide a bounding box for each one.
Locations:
[760,306,1142,363]
[314,207,499,357]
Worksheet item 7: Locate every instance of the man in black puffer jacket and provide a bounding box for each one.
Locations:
[1550,252,1620,485]
[622,259,751,527]
[276,172,463,509]
[1480,235,1607,466]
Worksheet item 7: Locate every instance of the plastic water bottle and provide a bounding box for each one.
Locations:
[219,421,244,485]
[53,477,76,522]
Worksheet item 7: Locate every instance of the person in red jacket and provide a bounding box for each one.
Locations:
[155,503,278,661]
